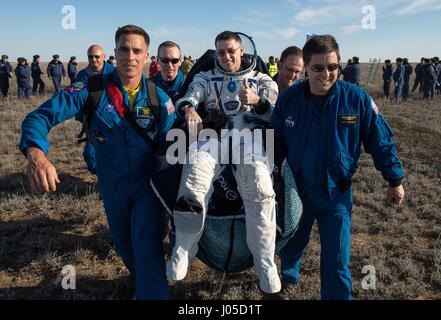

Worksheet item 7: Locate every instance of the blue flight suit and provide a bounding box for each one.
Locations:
[76,61,116,85]
[341,65,352,83]
[19,69,176,299]
[352,63,361,86]
[412,63,424,92]
[31,61,45,95]
[67,62,77,84]
[402,63,413,101]
[435,64,441,95]
[272,80,405,300]
[342,63,361,85]
[0,60,13,97]
[422,64,437,100]
[75,62,116,175]
[15,64,32,98]
[47,61,66,95]
[153,69,184,103]
[393,64,404,102]
[382,65,393,98]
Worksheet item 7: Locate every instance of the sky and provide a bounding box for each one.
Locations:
[0,0,440,63]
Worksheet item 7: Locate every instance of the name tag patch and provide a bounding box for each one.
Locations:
[339,114,358,125]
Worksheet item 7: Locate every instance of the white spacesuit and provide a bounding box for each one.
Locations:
[167,63,281,294]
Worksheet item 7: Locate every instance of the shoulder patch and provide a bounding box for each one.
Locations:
[64,81,87,94]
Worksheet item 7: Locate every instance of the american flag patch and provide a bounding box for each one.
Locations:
[165,99,175,115]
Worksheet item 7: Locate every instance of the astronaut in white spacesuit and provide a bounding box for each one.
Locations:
[167,31,281,294]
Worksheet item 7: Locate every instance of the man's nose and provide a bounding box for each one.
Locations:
[128,49,136,60]
[321,68,331,77]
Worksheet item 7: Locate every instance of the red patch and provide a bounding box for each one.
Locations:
[106,81,129,118]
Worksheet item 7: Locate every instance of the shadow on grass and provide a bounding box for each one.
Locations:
[0,274,135,300]
[0,172,99,199]
[0,215,112,272]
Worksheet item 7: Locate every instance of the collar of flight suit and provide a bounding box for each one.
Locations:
[110,69,149,113]
[303,79,340,104]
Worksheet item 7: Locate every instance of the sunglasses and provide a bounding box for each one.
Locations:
[216,46,241,57]
[88,55,101,60]
[159,57,180,64]
[310,63,340,72]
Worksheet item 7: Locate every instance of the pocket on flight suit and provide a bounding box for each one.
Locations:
[90,108,126,174]
[333,152,357,193]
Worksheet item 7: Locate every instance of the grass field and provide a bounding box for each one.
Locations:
[0,63,440,300]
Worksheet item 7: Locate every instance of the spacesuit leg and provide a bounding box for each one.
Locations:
[167,141,221,281]
[233,142,281,293]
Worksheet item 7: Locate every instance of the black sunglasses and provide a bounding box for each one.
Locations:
[310,63,341,72]
[88,55,101,60]
[159,57,180,64]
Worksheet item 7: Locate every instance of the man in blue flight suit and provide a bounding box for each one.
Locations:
[341,56,361,86]
[272,35,405,300]
[76,44,116,175]
[272,46,304,94]
[341,59,352,82]
[412,57,425,93]
[382,59,393,99]
[76,45,115,85]
[0,54,13,98]
[15,57,32,99]
[351,56,361,86]
[153,41,185,103]
[434,57,441,96]
[47,54,66,95]
[422,58,437,102]
[19,24,176,300]
[67,56,78,84]
[402,58,413,101]
[393,58,405,103]
[31,55,45,95]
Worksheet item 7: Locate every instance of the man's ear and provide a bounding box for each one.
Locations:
[145,52,149,64]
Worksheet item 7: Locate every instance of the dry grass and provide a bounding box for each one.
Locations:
[0,64,440,300]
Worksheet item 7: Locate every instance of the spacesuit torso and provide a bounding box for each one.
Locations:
[175,67,278,130]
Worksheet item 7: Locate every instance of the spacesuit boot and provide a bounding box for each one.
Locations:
[166,232,199,281]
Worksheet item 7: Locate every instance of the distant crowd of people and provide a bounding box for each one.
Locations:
[382,57,440,103]
[2,49,439,105]
[0,52,117,99]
